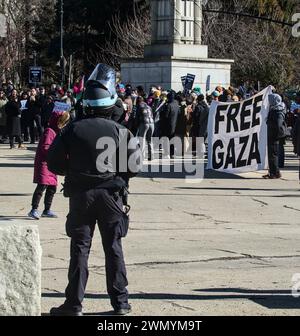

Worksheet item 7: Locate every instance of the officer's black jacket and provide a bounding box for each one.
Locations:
[47,116,141,192]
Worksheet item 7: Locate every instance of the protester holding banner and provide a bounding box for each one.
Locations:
[263,93,287,179]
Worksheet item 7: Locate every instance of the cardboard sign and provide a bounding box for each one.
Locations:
[184,74,196,91]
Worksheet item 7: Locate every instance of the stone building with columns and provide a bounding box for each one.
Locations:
[121,0,234,93]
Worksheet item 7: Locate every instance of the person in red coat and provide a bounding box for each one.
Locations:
[28,111,70,219]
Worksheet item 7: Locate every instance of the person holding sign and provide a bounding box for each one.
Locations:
[263,93,287,179]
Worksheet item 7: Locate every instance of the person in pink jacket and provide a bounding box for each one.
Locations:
[28,111,70,220]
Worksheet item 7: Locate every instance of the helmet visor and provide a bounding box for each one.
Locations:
[88,64,117,97]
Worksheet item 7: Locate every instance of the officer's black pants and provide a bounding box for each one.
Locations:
[64,188,129,311]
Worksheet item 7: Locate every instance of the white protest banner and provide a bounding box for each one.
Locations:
[53,102,71,113]
[207,86,272,174]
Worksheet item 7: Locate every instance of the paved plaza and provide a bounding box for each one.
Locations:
[0,142,300,316]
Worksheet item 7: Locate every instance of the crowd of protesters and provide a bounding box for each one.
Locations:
[112,82,300,181]
[0,81,81,149]
[0,77,300,181]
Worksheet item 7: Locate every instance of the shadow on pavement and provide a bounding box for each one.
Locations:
[42,311,116,316]
[131,192,300,198]
[0,193,32,197]
[194,288,300,309]
[0,163,34,168]
[0,155,35,161]
[42,290,300,310]
[176,187,298,192]
[137,167,245,180]
[0,215,32,221]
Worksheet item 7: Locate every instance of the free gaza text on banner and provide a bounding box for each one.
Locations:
[207,86,273,173]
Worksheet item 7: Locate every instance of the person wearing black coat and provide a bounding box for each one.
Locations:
[47,114,141,317]
[192,95,209,157]
[5,89,25,149]
[166,91,180,138]
[263,93,287,179]
[292,110,300,182]
[26,88,43,144]
[192,94,209,138]
[167,91,180,157]
[47,64,141,317]
[160,91,180,158]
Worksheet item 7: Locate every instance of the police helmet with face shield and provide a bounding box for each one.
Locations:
[83,64,118,116]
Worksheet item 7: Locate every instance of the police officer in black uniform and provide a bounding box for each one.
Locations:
[47,64,141,316]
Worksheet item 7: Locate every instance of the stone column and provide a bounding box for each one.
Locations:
[181,0,194,45]
[194,0,202,45]
[173,0,181,44]
[157,0,171,43]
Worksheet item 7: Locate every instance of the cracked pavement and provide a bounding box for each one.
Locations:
[1,142,300,316]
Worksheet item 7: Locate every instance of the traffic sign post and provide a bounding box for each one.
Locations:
[29,67,42,85]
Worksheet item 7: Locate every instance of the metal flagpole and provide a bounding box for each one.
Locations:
[60,0,64,87]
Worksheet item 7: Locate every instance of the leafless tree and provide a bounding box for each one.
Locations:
[87,5,151,68]
[202,0,300,88]
[0,0,56,85]
[89,0,300,89]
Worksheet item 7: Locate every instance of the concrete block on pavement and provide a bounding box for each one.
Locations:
[0,222,42,316]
